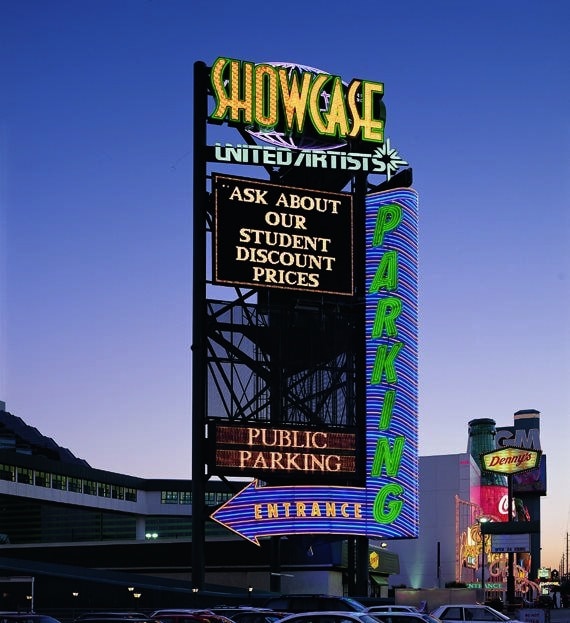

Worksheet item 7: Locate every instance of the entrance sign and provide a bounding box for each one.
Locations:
[211,479,405,545]
[212,481,366,544]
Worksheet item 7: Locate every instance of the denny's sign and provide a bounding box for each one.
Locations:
[481,447,542,475]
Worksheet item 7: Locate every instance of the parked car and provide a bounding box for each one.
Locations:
[0,616,62,623]
[210,608,288,620]
[150,610,233,623]
[430,605,522,623]
[367,613,441,623]
[226,610,291,623]
[366,608,419,615]
[264,595,367,613]
[73,619,161,623]
[75,615,148,621]
[279,613,382,623]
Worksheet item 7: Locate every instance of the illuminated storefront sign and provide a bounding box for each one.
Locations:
[496,428,541,450]
[209,57,385,148]
[467,583,504,590]
[482,448,542,475]
[491,533,531,553]
[213,173,353,295]
[496,424,546,495]
[211,423,357,480]
[365,188,419,538]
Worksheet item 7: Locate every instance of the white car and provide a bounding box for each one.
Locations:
[279,612,381,623]
[366,608,419,614]
[430,605,522,623]
[366,613,442,623]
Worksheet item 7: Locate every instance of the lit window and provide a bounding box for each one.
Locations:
[161,491,179,504]
[68,477,82,493]
[52,474,67,490]
[17,467,33,484]
[98,483,111,498]
[83,480,97,495]
[35,471,51,487]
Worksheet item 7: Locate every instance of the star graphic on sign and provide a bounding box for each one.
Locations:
[372,138,408,180]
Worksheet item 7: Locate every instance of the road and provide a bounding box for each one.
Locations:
[549,608,570,623]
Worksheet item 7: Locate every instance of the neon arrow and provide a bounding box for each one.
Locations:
[211,480,393,545]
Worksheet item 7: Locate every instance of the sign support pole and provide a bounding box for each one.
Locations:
[481,523,486,597]
[354,171,369,597]
[191,60,208,591]
[506,473,515,608]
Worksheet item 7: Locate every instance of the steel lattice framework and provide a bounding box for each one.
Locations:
[205,292,358,430]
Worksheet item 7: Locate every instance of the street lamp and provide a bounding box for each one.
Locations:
[72,591,79,618]
[479,517,489,599]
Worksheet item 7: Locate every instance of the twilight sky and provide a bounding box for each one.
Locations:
[1,0,568,570]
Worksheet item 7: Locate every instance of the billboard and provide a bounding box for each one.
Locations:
[491,533,531,553]
[199,57,418,544]
[481,447,542,475]
[213,174,354,295]
[211,423,357,482]
[496,424,547,494]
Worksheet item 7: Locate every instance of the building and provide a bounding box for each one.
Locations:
[0,401,543,609]
[386,412,546,603]
[0,402,396,611]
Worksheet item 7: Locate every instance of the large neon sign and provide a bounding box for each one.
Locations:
[209,57,385,148]
[481,448,542,475]
[203,52,418,543]
[211,423,357,481]
[211,187,419,542]
[365,188,419,538]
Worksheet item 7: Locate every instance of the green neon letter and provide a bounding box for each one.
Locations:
[372,296,402,338]
[379,389,396,430]
[371,342,403,385]
[369,250,398,292]
[373,203,402,247]
[372,483,404,524]
[370,436,405,477]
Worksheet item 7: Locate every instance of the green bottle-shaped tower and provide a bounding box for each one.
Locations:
[468,418,508,521]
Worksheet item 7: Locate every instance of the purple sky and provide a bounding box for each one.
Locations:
[1,0,568,570]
